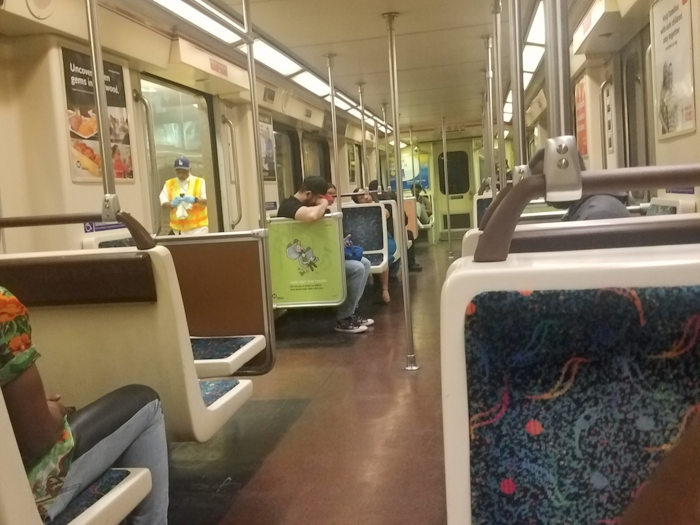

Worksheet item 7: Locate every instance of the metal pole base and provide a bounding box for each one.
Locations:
[404,354,420,371]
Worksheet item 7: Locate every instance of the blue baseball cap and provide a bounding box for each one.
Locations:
[174,157,191,171]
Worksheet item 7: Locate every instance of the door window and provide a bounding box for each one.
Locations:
[141,78,221,234]
[302,134,331,182]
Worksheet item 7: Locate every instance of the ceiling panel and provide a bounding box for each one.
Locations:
[219,0,536,135]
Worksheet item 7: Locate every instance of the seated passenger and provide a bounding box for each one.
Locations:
[528,148,631,221]
[368,180,422,273]
[412,183,432,225]
[0,287,169,524]
[278,177,373,333]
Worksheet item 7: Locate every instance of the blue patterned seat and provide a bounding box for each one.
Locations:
[199,379,240,407]
[52,469,129,525]
[192,336,255,360]
[465,287,700,523]
[342,206,387,272]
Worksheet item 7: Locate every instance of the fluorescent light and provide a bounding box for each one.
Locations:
[527,2,546,45]
[504,102,513,114]
[153,0,242,44]
[523,72,534,89]
[506,90,513,103]
[389,140,408,148]
[365,116,376,127]
[504,130,510,138]
[324,95,352,111]
[238,40,302,76]
[504,112,513,123]
[191,0,245,32]
[348,108,363,120]
[523,44,545,73]
[291,71,330,97]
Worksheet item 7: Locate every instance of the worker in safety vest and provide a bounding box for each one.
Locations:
[159,156,209,235]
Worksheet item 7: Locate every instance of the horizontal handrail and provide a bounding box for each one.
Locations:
[474,165,700,262]
[0,212,155,250]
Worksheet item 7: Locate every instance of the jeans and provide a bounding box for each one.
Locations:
[338,257,371,320]
[47,392,169,525]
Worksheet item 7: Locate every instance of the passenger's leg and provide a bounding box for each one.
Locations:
[47,385,169,525]
[379,269,390,303]
[337,259,366,321]
[407,231,421,271]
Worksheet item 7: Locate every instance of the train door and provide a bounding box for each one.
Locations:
[620,28,653,201]
[273,124,302,203]
[140,77,223,235]
[435,139,472,240]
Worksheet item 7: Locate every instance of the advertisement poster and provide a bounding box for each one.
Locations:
[62,48,132,183]
[652,0,696,139]
[575,78,588,156]
[260,114,276,181]
[269,219,344,308]
[399,151,430,191]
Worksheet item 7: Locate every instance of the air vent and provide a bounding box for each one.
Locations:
[263,87,276,103]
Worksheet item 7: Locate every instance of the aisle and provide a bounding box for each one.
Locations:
[169,243,449,525]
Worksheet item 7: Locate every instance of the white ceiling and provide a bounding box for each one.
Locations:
[220,0,540,138]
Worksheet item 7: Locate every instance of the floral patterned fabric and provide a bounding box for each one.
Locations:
[0,287,74,520]
[465,287,700,523]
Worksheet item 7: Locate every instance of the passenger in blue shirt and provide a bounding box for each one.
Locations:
[528,148,631,221]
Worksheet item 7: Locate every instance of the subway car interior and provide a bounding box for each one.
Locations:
[2,0,700,523]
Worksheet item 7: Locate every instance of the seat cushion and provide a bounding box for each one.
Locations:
[465,287,700,523]
[192,337,255,360]
[364,253,384,266]
[199,379,240,407]
[52,469,129,525]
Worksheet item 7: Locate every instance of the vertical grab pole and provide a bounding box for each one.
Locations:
[374,121,381,185]
[132,91,161,235]
[357,82,369,189]
[410,128,417,190]
[326,54,343,214]
[493,0,507,191]
[599,79,610,170]
[242,0,276,357]
[383,11,418,372]
[484,36,497,197]
[382,104,391,190]
[507,0,527,165]
[84,0,120,221]
[441,117,453,260]
[544,0,573,137]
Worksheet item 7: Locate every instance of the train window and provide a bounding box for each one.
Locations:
[438,151,470,195]
[302,134,331,182]
[273,125,302,198]
[140,77,222,234]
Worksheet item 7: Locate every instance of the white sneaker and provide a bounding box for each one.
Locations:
[335,318,369,333]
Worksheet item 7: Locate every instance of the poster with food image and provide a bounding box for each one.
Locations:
[62,48,133,182]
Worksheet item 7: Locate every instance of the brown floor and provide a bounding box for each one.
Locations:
[169,242,449,525]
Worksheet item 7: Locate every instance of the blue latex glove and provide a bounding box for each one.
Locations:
[183,196,196,204]
[170,196,184,207]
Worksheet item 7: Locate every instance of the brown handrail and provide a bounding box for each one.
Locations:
[479,185,512,230]
[0,212,156,250]
[474,165,700,262]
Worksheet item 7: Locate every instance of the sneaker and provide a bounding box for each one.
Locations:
[351,314,374,327]
[335,318,368,333]
[409,264,423,272]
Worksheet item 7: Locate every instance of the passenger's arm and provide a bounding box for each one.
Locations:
[294,200,328,222]
[3,364,65,463]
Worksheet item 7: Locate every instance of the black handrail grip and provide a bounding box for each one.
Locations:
[0,212,156,251]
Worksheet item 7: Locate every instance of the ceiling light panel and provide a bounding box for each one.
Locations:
[291,71,330,97]
[348,108,363,120]
[523,72,533,89]
[324,95,352,111]
[239,40,302,76]
[523,45,545,72]
[504,113,513,123]
[507,90,513,103]
[153,0,241,44]
[527,2,546,45]
[504,102,513,114]
[191,0,245,32]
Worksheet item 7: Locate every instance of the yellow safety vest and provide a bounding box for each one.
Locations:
[166,176,209,231]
